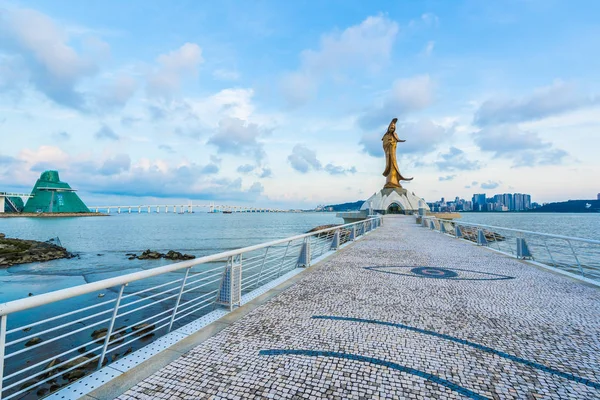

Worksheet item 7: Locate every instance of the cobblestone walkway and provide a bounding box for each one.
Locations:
[118,216,600,400]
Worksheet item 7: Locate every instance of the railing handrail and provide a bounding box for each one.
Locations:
[424,216,600,245]
[0,217,380,316]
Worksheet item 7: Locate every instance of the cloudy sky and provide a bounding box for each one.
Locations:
[1,0,599,208]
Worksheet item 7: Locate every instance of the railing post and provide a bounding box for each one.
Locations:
[98,284,126,369]
[440,222,446,234]
[254,247,270,289]
[215,255,243,311]
[454,224,462,238]
[567,240,585,277]
[330,229,340,251]
[297,238,311,267]
[0,314,7,398]
[516,238,532,259]
[477,229,488,246]
[167,267,191,333]
[350,225,356,241]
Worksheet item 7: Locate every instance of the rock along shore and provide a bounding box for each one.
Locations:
[0,233,75,267]
[127,249,196,261]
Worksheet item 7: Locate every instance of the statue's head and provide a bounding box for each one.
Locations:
[387,118,398,133]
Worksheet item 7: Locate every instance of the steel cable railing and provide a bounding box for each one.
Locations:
[421,216,600,283]
[0,216,382,399]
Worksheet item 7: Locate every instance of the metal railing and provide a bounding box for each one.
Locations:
[0,216,382,399]
[420,216,600,283]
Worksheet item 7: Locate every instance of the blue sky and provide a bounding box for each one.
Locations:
[1,0,599,208]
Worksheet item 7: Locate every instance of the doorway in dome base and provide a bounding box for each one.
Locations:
[387,203,403,214]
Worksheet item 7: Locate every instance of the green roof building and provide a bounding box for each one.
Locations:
[23,171,90,213]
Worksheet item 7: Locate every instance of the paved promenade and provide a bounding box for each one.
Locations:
[117,216,599,400]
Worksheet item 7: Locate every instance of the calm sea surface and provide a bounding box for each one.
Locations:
[0,212,341,303]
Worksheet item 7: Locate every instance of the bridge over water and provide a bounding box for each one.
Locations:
[45,215,598,400]
[90,203,289,214]
[0,193,32,213]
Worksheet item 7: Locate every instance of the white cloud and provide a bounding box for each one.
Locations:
[96,75,137,109]
[301,15,398,72]
[358,75,435,129]
[208,117,269,162]
[0,7,105,108]
[420,13,439,27]
[147,43,203,97]
[99,154,131,175]
[287,144,322,173]
[422,41,435,57]
[281,14,399,106]
[438,175,456,181]
[435,147,481,171]
[95,124,119,141]
[480,180,500,189]
[472,125,568,167]
[474,81,598,126]
[212,69,240,81]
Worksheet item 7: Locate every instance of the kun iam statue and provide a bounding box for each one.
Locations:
[350,117,429,217]
[382,118,413,189]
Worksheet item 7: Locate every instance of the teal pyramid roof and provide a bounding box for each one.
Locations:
[23,171,90,213]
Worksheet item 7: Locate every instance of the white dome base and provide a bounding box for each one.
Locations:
[361,188,429,214]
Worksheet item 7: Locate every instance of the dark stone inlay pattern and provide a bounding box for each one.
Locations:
[259,349,490,400]
[364,265,515,281]
[411,266,458,278]
[312,315,600,390]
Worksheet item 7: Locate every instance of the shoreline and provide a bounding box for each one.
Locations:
[0,212,108,218]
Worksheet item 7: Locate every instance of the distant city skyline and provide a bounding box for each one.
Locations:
[1,1,599,208]
[428,192,538,213]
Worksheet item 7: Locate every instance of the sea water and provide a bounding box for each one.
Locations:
[0,212,341,302]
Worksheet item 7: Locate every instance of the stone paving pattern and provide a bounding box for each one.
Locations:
[118,216,600,399]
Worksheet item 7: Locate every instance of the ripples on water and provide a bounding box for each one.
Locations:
[0,212,340,301]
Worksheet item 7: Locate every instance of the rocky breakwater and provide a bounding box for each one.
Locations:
[127,249,196,261]
[459,226,506,243]
[0,233,74,267]
[307,224,354,245]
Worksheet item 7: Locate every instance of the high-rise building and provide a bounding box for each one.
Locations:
[463,201,473,211]
[503,193,513,210]
[513,193,523,211]
[597,193,600,200]
[472,193,487,211]
[524,194,531,210]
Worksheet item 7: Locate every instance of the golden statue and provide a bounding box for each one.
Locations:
[382,118,413,188]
